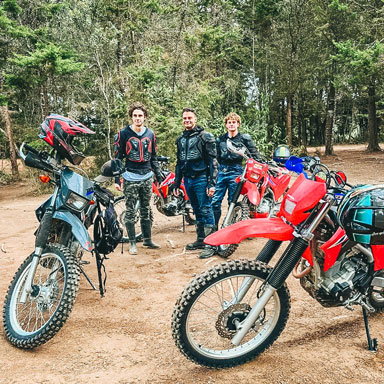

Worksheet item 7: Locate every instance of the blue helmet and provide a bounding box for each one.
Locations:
[273,145,291,165]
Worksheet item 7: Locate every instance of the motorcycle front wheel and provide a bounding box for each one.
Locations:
[171,259,291,368]
[217,201,249,258]
[3,243,80,349]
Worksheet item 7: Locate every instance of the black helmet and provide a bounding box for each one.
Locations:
[94,159,124,183]
[39,114,95,165]
[273,145,291,165]
[337,185,384,245]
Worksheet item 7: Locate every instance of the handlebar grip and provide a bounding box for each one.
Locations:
[24,143,39,155]
[24,151,53,172]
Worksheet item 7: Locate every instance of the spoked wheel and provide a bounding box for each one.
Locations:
[3,244,80,349]
[172,260,291,368]
[217,201,249,258]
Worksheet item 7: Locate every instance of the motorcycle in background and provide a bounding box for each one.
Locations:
[114,155,195,241]
[172,160,384,368]
[217,140,291,258]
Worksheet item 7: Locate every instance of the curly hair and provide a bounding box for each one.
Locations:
[224,112,241,126]
[129,102,147,118]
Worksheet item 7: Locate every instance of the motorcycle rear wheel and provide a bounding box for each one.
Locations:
[3,244,80,349]
[171,259,291,368]
[217,201,249,258]
[369,270,384,312]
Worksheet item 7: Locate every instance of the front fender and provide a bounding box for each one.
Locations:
[53,211,93,251]
[242,181,260,205]
[205,218,294,245]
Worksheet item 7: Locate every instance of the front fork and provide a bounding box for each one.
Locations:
[231,196,334,346]
[222,180,245,227]
[20,187,58,303]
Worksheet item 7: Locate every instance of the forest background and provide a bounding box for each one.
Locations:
[1,0,384,179]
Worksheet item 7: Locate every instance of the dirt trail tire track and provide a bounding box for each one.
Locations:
[1,146,384,383]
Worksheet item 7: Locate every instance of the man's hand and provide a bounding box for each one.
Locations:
[207,187,215,197]
[115,183,122,192]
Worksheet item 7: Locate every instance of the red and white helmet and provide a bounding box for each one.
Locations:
[39,114,95,165]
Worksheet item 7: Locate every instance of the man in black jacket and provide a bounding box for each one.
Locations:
[173,108,218,259]
[212,112,260,228]
[114,102,163,255]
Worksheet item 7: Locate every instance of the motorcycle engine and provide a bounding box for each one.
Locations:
[156,195,184,216]
[300,245,371,307]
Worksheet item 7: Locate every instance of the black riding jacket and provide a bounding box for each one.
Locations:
[174,126,218,189]
[216,132,261,166]
[114,125,162,181]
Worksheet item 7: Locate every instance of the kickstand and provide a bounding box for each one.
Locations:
[182,214,186,233]
[79,264,97,291]
[362,307,378,352]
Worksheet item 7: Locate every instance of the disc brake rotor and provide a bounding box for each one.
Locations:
[216,303,252,339]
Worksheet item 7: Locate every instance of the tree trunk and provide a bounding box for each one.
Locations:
[324,83,335,155]
[367,82,380,152]
[286,94,292,146]
[0,106,19,177]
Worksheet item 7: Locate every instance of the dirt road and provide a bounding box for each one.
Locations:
[1,146,384,383]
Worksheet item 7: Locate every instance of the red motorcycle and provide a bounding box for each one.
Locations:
[172,161,384,368]
[114,156,194,241]
[217,140,291,257]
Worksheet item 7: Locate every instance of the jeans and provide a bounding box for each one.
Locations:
[184,175,215,226]
[211,165,243,226]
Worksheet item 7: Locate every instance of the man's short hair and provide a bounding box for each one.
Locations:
[129,102,147,118]
[224,112,241,126]
[182,107,196,115]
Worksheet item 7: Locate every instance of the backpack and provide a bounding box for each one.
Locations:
[93,202,123,255]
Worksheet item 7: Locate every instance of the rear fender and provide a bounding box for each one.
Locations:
[205,217,294,245]
[53,211,93,251]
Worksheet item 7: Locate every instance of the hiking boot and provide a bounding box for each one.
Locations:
[199,246,217,259]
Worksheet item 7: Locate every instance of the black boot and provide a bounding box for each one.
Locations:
[141,219,160,249]
[126,223,137,255]
[213,208,221,229]
[199,226,217,259]
[186,221,206,250]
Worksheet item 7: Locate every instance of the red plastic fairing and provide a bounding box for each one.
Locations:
[371,245,384,271]
[242,180,260,205]
[204,218,294,246]
[269,172,290,200]
[278,173,327,225]
[320,227,348,272]
[302,246,313,266]
[152,183,161,197]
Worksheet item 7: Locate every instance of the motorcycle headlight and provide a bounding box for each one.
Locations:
[284,199,296,214]
[65,191,89,212]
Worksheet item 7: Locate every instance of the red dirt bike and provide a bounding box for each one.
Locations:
[217,140,291,257]
[172,160,384,368]
[114,156,194,241]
